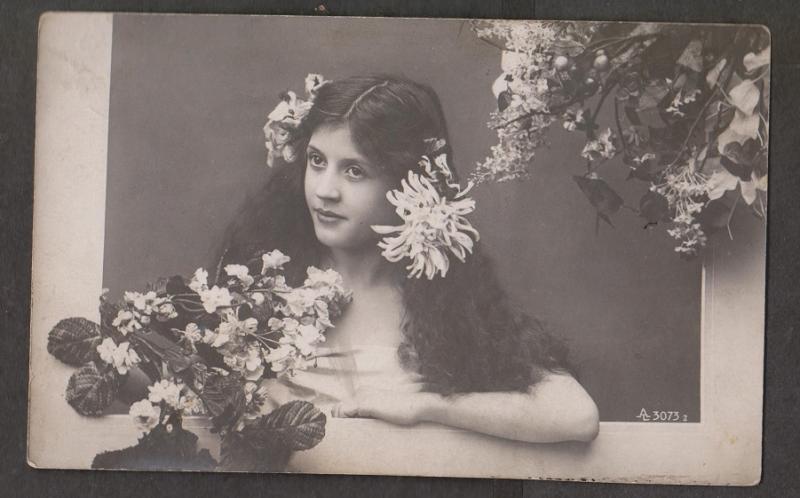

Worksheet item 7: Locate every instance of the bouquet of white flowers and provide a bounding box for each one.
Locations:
[46,249,352,471]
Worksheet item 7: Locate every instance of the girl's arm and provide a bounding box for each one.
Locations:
[331,372,600,443]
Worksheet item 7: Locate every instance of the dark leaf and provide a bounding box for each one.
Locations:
[189,362,209,391]
[250,300,275,325]
[677,39,704,73]
[635,105,666,128]
[627,165,655,182]
[130,328,200,374]
[637,83,669,111]
[92,421,217,471]
[497,90,513,112]
[243,400,326,451]
[624,105,642,126]
[219,400,326,472]
[47,317,102,366]
[219,430,293,472]
[65,361,121,416]
[135,356,162,385]
[698,195,737,234]
[165,275,191,295]
[146,276,173,296]
[720,156,752,182]
[720,138,761,180]
[99,295,122,337]
[199,371,246,432]
[639,190,671,224]
[573,175,625,219]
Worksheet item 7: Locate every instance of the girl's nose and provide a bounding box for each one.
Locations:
[314,168,341,202]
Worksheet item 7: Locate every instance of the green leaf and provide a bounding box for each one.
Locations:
[92,421,217,471]
[47,317,101,366]
[65,361,120,416]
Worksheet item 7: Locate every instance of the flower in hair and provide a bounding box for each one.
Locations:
[372,169,480,279]
[263,73,329,167]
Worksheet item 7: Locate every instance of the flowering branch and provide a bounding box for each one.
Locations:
[471,20,769,257]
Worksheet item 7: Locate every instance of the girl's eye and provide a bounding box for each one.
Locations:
[308,153,325,168]
[345,165,366,180]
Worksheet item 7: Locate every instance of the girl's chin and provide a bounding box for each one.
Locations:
[313,227,378,253]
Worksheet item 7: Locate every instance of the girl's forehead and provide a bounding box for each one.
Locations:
[308,123,367,161]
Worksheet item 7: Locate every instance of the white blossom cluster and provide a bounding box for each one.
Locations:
[471,113,554,184]
[263,73,329,167]
[111,290,178,336]
[264,266,353,375]
[128,379,206,434]
[97,337,140,375]
[180,251,352,380]
[470,21,565,185]
[652,158,710,255]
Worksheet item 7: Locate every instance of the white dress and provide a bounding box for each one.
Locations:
[261,344,425,415]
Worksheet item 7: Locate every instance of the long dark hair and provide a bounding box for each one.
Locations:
[216,74,574,394]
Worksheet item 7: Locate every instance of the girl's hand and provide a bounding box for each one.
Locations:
[331,387,436,426]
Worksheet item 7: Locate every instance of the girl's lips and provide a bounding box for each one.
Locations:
[314,208,346,222]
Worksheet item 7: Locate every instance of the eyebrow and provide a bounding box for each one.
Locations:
[306,144,374,171]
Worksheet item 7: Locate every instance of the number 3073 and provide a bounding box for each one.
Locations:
[635,409,688,422]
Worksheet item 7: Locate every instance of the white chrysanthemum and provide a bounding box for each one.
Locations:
[372,171,480,279]
[129,399,161,434]
[97,338,140,375]
[147,379,183,409]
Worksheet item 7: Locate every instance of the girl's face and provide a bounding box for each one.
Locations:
[304,123,399,252]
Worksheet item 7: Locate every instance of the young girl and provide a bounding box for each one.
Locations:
[217,74,599,443]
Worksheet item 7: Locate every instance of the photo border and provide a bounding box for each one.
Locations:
[28,12,766,485]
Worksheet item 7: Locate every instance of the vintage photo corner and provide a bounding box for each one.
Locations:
[28,12,767,485]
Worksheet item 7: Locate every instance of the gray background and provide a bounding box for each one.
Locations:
[102,14,701,422]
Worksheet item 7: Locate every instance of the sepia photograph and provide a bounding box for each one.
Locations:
[28,12,768,484]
